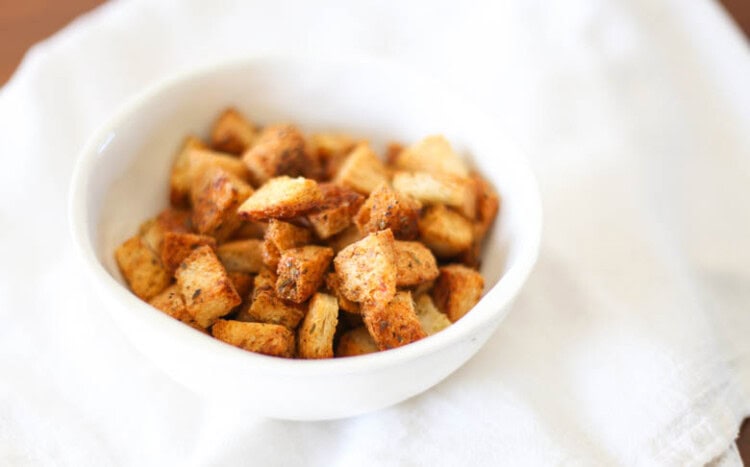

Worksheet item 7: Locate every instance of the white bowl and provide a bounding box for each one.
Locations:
[68,54,542,420]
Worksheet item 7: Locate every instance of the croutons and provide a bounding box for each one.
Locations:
[246,268,306,328]
[324,272,360,313]
[160,232,217,275]
[187,147,251,185]
[361,291,426,350]
[261,219,312,269]
[384,142,404,165]
[169,136,207,207]
[392,171,476,219]
[297,293,339,359]
[418,204,474,258]
[354,182,421,240]
[276,246,334,303]
[242,124,312,185]
[216,239,264,273]
[336,326,378,357]
[231,220,267,240]
[227,271,254,301]
[394,135,469,178]
[307,183,364,239]
[237,176,323,221]
[139,207,193,253]
[115,236,170,300]
[190,166,253,241]
[393,241,439,287]
[212,320,295,358]
[148,284,203,331]
[414,294,451,335]
[333,230,396,306]
[432,265,484,322]
[327,225,363,254]
[472,173,500,241]
[175,245,241,328]
[333,142,389,194]
[309,133,358,179]
[210,108,257,155]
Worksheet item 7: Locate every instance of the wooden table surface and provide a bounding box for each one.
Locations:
[1,0,748,463]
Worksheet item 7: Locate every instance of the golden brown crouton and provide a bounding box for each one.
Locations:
[211,320,295,358]
[246,268,306,328]
[210,108,257,155]
[414,294,451,335]
[336,326,378,357]
[326,225,363,254]
[307,183,364,239]
[392,171,476,219]
[230,220,267,240]
[191,166,254,242]
[297,293,339,359]
[354,183,421,240]
[384,142,404,165]
[393,241,439,287]
[187,147,251,185]
[418,204,474,258]
[170,136,207,207]
[276,246,334,303]
[324,272,360,313]
[175,245,241,328]
[242,124,314,185]
[115,236,170,300]
[472,173,500,241]
[394,135,469,178]
[361,291,426,350]
[160,232,217,275]
[333,229,396,306]
[309,133,358,179]
[432,264,485,322]
[227,271,254,302]
[139,208,193,253]
[216,239,264,273]
[148,284,204,331]
[333,142,389,194]
[237,176,323,221]
[261,219,312,269]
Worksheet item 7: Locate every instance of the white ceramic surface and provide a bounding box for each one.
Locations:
[68,55,542,420]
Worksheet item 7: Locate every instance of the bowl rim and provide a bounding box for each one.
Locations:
[68,52,543,376]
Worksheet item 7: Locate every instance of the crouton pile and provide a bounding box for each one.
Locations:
[115,108,499,359]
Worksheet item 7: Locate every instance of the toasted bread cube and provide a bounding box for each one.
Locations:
[384,142,404,165]
[247,269,306,328]
[473,173,500,241]
[276,246,334,303]
[262,219,312,269]
[175,245,241,328]
[432,264,484,322]
[210,108,257,155]
[216,239,264,273]
[297,293,339,359]
[191,166,253,242]
[333,142,389,194]
[309,133,358,179]
[160,232,217,275]
[333,230,396,306]
[115,236,170,300]
[227,271,254,301]
[414,294,451,335]
[170,136,207,207]
[412,279,436,298]
[187,147,251,184]
[242,124,313,185]
[395,135,469,178]
[336,326,378,357]
[361,291,426,350]
[212,320,295,358]
[307,183,364,239]
[354,183,421,240]
[324,272,360,313]
[139,208,193,253]
[393,241,439,287]
[231,220,267,240]
[148,284,204,331]
[237,176,323,221]
[418,205,474,258]
[392,171,476,219]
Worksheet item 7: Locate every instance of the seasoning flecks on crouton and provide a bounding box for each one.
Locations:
[392,171,476,219]
[361,291,426,350]
[333,229,397,306]
[307,183,364,239]
[418,204,474,258]
[139,207,193,253]
[148,284,204,331]
[333,142,389,194]
[393,241,439,287]
[394,135,469,178]
[170,136,207,207]
[414,294,451,335]
[115,236,171,301]
[297,293,339,359]
[237,176,323,221]
[210,108,257,155]
[242,124,314,185]
[190,166,254,241]
[246,268,306,328]
[324,272,360,313]
[261,219,313,269]
[354,182,421,240]
[216,239,264,273]
[336,326,379,357]
[432,264,484,322]
[276,246,334,303]
[212,319,295,358]
[160,232,217,275]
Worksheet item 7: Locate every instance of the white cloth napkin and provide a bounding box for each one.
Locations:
[1,0,749,465]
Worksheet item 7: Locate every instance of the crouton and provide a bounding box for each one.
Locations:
[276,246,334,303]
[324,272,360,313]
[210,108,257,155]
[139,207,193,253]
[414,294,451,335]
[261,219,312,269]
[227,271,254,301]
[472,173,500,241]
[327,225,363,254]
[246,268,306,328]
[175,245,241,328]
[148,284,204,331]
[361,291,426,350]
[212,320,295,358]
[432,264,484,322]
[190,166,253,242]
[237,176,323,221]
[394,135,469,178]
[307,183,364,239]
[242,124,314,185]
[231,220,267,240]
[333,230,396,306]
[160,232,217,275]
[309,133,358,179]
[384,142,404,165]
[216,239,264,273]
[412,279,435,298]
[169,136,207,207]
[187,147,251,184]
[336,326,378,357]
[393,241,439,287]
[297,293,339,359]
[418,204,474,258]
[354,183,421,240]
[115,236,170,300]
[333,142,389,194]
[392,171,476,219]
